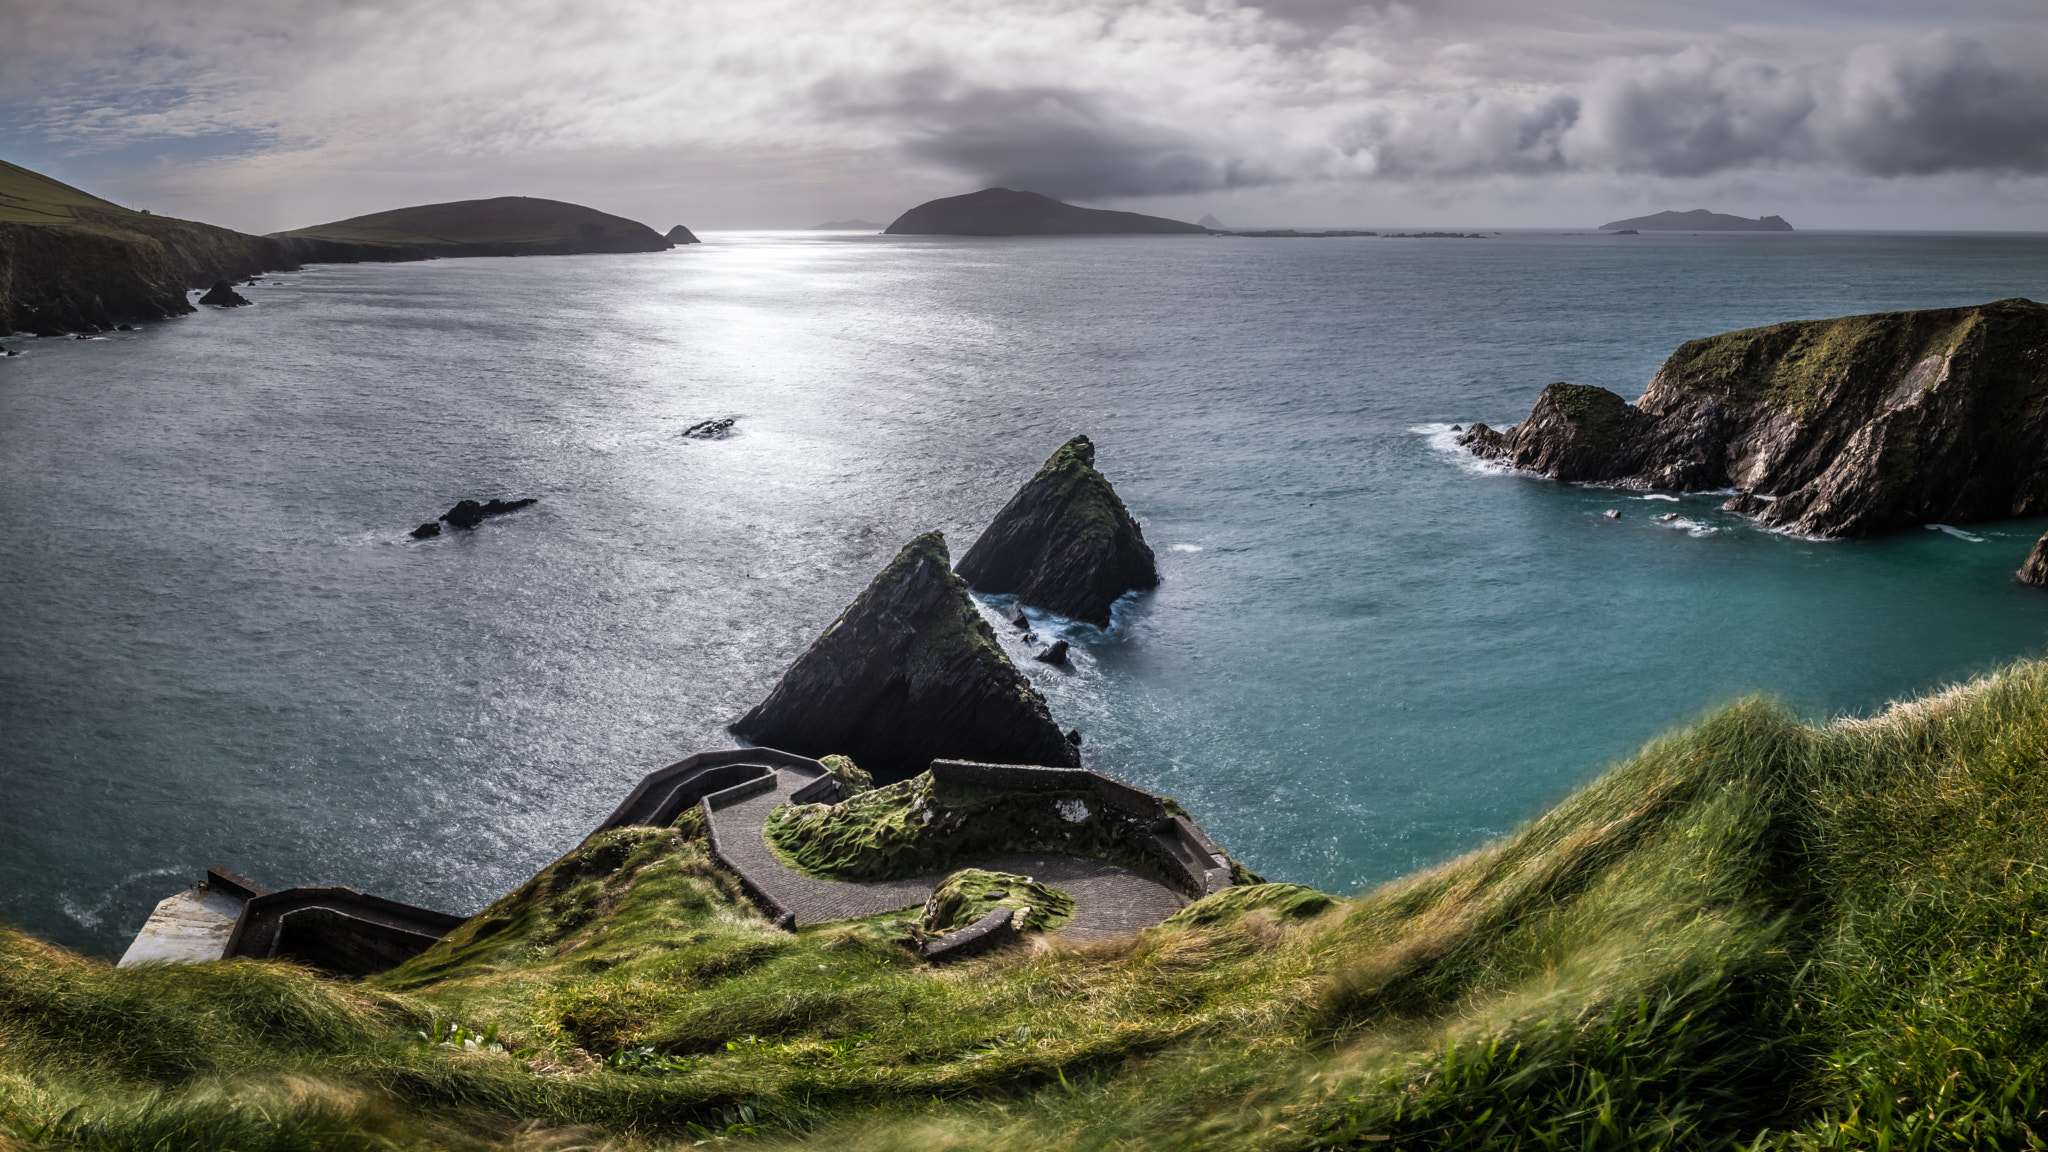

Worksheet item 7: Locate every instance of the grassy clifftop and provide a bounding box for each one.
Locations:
[13,660,2048,1147]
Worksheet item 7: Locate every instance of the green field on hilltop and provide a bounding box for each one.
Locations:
[11,659,2048,1148]
[0,158,134,225]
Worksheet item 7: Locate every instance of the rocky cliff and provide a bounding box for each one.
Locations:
[732,531,1078,780]
[1458,299,2048,537]
[956,435,1159,627]
[884,188,1207,236]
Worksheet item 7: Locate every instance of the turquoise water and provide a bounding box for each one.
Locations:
[5,229,2048,956]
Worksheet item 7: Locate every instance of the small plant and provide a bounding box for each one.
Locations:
[416,1019,534,1058]
[686,1103,763,1140]
[603,1044,693,1075]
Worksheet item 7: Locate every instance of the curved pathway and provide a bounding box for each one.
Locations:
[705,765,1186,943]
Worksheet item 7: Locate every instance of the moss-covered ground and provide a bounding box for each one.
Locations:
[762,769,1211,886]
[916,869,1074,938]
[20,660,2048,1146]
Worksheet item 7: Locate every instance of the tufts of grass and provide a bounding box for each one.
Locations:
[21,660,2048,1146]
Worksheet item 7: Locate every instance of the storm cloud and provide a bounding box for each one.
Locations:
[1,0,2045,228]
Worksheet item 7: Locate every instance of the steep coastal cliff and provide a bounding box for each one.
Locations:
[1459,298,2048,537]
[0,159,292,333]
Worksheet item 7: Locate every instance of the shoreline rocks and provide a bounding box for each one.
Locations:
[197,280,251,307]
[732,531,1078,781]
[956,435,1159,628]
[2020,532,2048,587]
[424,497,538,534]
[1459,299,2048,538]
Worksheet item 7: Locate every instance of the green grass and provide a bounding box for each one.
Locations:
[17,660,2048,1147]
[0,158,130,224]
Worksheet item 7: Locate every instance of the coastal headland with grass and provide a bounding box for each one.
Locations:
[10,155,2048,1149]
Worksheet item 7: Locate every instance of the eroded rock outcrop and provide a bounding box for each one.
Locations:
[197,280,251,307]
[2020,532,2048,587]
[733,531,1078,779]
[1459,299,2048,537]
[955,436,1159,627]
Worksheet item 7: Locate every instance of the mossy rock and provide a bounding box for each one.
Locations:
[819,754,874,795]
[765,770,1175,884]
[917,869,1073,940]
[1161,883,1336,930]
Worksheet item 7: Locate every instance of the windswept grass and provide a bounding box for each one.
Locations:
[15,661,2048,1148]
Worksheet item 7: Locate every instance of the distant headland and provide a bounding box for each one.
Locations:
[0,156,696,335]
[276,196,673,259]
[1599,209,1793,231]
[884,188,1208,236]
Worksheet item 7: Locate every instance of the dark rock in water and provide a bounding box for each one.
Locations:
[438,497,538,530]
[1659,513,1681,522]
[732,531,1078,781]
[410,522,442,539]
[1602,509,1620,519]
[1614,229,1640,235]
[956,435,1159,628]
[665,224,701,245]
[1066,728,1082,745]
[2021,532,2048,587]
[683,417,735,439]
[198,280,252,307]
[1034,640,1070,665]
[885,188,1206,236]
[1006,605,1028,629]
[1450,424,1462,431]
[117,324,133,331]
[1458,299,2048,538]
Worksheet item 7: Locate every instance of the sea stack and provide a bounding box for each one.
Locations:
[2021,532,2048,587]
[1459,299,2048,538]
[665,225,700,245]
[197,280,252,307]
[733,531,1078,780]
[956,436,1159,628]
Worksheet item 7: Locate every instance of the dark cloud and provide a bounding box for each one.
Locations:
[821,74,1279,199]
[1830,35,2048,175]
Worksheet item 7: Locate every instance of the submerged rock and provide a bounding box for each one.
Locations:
[1034,640,1070,666]
[197,280,251,307]
[410,521,442,539]
[2020,532,2048,587]
[956,435,1159,627]
[1460,299,2048,538]
[439,497,537,530]
[682,417,735,439]
[733,531,1078,780]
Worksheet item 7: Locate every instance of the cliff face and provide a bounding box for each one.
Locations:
[884,188,1207,236]
[1,209,295,335]
[1459,299,2048,537]
[955,435,1159,627]
[732,532,1078,780]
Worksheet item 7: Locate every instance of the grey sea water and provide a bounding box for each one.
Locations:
[5,229,2048,956]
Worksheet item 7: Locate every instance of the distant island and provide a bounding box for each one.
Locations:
[810,219,883,230]
[1599,209,1793,231]
[277,197,673,259]
[884,188,1208,236]
[0,156,697,335]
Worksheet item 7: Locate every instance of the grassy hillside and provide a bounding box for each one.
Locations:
[11,659,2048,1148]
[0,158,131,224]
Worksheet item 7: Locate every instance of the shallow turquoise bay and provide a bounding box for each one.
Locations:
[4,229,2046,955]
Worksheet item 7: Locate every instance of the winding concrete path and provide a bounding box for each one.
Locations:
[706,766,1186,942]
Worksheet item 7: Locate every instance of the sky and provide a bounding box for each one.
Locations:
[3,0,2047,233]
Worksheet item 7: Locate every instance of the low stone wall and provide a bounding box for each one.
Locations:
[223,887,466,977]
[929,760,1234,898]
[920,907,1014,961]
[601,747,831,829]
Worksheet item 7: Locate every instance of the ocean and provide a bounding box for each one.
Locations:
[5,227,2047,956]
